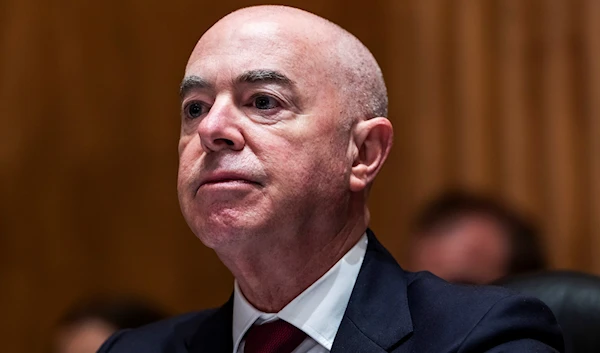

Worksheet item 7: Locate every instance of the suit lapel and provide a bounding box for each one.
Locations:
[331,229,413,352]
[186,296,234,353]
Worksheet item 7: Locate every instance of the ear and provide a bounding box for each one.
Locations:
[349,117,393,192]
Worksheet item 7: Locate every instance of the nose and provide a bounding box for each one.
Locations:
[197,98,245,153]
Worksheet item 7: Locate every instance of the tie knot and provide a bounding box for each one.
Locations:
[244,319,307,353]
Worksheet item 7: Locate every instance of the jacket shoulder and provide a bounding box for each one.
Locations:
[97,309,217,352]
[406,271,515,314]
[405,271,563,351]
[406,271,511,331]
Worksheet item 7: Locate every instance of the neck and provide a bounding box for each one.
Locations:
[218,213,368,312]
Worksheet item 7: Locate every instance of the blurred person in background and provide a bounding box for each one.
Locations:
[53,297,166,353]
[408,190,547,285]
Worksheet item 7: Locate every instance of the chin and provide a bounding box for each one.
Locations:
[186,210,263,249]
[181,190,275,240]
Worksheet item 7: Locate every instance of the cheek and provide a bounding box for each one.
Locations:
[269,140,349,194]
[177,139,199,191]
[177,136,187,156]
[307,133,351,180]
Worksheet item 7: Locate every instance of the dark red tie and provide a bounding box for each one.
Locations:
[244,319,307,353]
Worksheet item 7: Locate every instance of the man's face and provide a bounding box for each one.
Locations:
[177,19,352,248]
[409,214,510,284]
[54,320,115,353]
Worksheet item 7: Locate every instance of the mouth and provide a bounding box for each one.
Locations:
[198,172,261,190]
[202,179,256,186]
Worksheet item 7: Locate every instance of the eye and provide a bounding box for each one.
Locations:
[185,102,206,119]
[253,95,279,110]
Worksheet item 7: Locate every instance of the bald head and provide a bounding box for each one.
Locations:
[188,5,387,124]
[178,4,394,272]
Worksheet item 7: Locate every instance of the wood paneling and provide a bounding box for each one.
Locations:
[1,0,598,351]
[584,0,600,274]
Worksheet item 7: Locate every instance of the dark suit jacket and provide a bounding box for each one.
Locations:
[98,230,564,352]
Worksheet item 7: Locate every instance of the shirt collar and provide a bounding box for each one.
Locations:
[232,233,368,351]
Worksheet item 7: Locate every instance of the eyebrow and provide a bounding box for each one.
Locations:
[179,69,295,99]
[179,76,212,99]
[236,69,294,86]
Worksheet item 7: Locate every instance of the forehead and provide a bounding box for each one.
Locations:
[185,20,321,83]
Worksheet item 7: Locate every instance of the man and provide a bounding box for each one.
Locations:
[99,5,563,352]
[408,191,546,285]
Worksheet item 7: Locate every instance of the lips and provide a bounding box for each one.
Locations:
[198,171,260,188]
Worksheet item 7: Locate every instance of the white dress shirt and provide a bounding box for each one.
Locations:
[232,233,368,353]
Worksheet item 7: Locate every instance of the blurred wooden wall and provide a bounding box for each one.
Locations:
[1,0,599,351]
